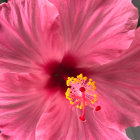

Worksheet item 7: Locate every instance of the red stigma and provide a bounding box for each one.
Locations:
[79,116,85,121]
[79,87,85,92]
[95,106,101,111]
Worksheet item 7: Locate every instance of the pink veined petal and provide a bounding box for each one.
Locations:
[0,135,4,140]
[36,93,79,140]
[0,135,5,140]
[0,0,58,73]
[49,0,138,64]
[92,28,140,130]
[0,73,48,140]
[36,93,130,140]
[84,108,130,140]
[0,134,10,140]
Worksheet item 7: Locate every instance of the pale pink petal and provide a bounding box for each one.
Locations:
[49,0,138,64]
[93,28,140,130]
[36,94,130,140]
[0,0,58,73]
[0,73,48,140]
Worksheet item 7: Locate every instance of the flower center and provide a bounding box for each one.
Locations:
[44,54,87,92]
[65,74,101,121]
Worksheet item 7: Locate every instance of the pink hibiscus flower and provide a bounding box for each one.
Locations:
[0,0,139,139]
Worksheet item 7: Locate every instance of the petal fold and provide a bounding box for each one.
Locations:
[0,0,58,72]
[0,73,47,140]
[49,0,138,64]
[93,28,140,130]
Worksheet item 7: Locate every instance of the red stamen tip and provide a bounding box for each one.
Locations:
[95,106,101,111]
[79,116,85,121]
[79,87,85,92]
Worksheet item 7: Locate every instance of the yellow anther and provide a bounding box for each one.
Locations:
[89,78,92,82]
[76,105,80,108]
[94,98,97,101]
[65,73,99,114]
[71,77,74,80]
[94,94,97,97]
[79,74,83,78]
[91,100,94,104]
[88,82,91,85]
[66,92,68,94]
[77,75,80,78]
[72,81,76,84]
[74,78,77,81]
[91,82,95,85]
[66,80,70,86]
[65,93,69,96]
[66,88,70,92]
[83,77,87,80]
[65,90,69,94]
[77,80,80,83]
[70,101,73,104]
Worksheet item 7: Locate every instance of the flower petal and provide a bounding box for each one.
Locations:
[0,73,47,140]
[36,93,78,140]
[93,28,140,130]
[0,0,58,72]
[36,94,130,140]
[49,0,138,64]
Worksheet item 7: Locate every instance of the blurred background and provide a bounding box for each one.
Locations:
[0,0,140,139]
[126,0,140,138]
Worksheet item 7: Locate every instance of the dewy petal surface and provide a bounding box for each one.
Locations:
[49,0,138,64]
[0,0,58,73]
[93,28,140,130]
[36,94,130,140]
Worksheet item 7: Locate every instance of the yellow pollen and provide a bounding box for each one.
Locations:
[72,81,76,84]
[70,101,74,104]
[94,94,97,97]
[79,74,83,78]
[88,82,91,85]
[66,80,70,86]
[74,78,77,81]
[65,73,100,121]
[89,78,92,81]
[77,80,81,83]
[94,98,98,101]
[91,100,94,104]
[83,77,87,80]
[76,105,80,108]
